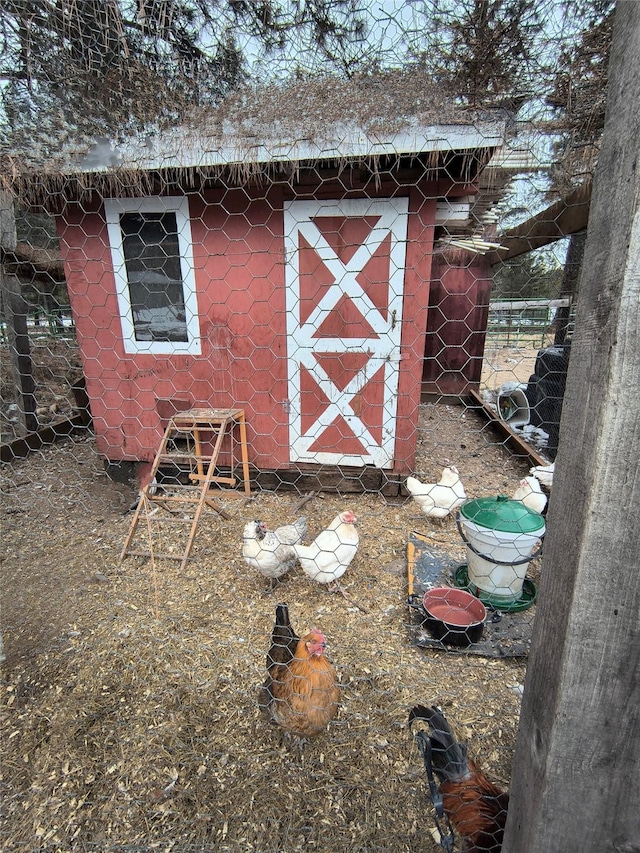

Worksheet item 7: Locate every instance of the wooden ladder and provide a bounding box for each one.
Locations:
[120,408,250,571]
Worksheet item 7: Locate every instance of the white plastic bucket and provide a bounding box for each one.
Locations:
[458,497,545,603]
[497,386,530,427]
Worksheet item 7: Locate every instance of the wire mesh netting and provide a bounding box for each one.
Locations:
[0,2,613,851]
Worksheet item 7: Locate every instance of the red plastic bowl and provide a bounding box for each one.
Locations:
[422,587,486,646]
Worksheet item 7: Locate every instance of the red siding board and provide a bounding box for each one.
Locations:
[422,257,492,397]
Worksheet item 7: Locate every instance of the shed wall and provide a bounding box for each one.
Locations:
[56,180,452,475]
[421,255,492,398]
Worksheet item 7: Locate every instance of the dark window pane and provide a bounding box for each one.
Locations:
[120,211,188,342]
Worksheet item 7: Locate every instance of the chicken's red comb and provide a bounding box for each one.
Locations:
[306,629,326,642]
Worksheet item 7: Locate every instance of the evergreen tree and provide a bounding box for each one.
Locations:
[546,0,615,190]
[493,252,563,300]
[0,0,368,161]
[400,0,545,109]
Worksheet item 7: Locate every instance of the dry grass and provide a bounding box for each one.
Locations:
[1,403,532,852]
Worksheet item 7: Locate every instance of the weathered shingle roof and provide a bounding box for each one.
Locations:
[3,69,508,203]
[106,69,504,172]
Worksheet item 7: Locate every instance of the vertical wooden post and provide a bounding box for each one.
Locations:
[553,229,586,345]
[503,3,640,851]
[1,191,37,433]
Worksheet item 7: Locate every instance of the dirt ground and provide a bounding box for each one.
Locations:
[0,397,540,853]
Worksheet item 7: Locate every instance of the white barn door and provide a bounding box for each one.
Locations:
[283,197,409,468]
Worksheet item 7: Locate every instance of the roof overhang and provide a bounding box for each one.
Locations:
[78,120,506,174]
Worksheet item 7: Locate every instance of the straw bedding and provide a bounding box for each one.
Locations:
[1,403,530,852]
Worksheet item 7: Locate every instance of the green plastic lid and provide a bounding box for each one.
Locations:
[460,494,545,534]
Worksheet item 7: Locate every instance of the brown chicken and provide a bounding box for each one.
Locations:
[409,705,509,853]
[259,603,340,739]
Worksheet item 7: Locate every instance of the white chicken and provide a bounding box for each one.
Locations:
[265,516,308,547]
[406,467,467,519]
[512,476,547,514]
[242,516,307,589]
[293,510,359,591]
[530,462,555,489]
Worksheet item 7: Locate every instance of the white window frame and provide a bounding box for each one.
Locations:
[104,195,201,355]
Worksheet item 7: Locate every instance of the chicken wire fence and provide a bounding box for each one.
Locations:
[0,2,609,851]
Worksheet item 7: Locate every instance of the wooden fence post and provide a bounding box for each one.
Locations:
[1,190,38,433]
[553,229,586,345]
[503,3,640,851]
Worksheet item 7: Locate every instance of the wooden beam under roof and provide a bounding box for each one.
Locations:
[1,241,66,283]
[487,180,592,265]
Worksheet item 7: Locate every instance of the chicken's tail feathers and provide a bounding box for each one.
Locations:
[273,603,298,644]
[275,602,291,628]
[267,602,300,670]
[409,705,469,783]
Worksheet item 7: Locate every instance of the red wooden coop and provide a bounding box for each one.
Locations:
[18,72,509,492]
